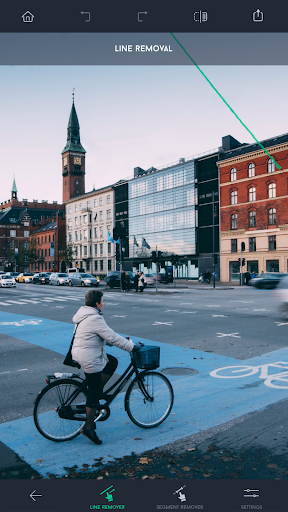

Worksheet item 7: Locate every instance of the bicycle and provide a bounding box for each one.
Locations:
[34,343,174,442]
[210,361,288,389]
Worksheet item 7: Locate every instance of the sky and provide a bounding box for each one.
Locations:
[1,65,288,204]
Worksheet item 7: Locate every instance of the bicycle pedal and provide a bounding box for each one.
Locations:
[95,410,105,422]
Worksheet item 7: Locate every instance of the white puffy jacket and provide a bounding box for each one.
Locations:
[71,306,134,373]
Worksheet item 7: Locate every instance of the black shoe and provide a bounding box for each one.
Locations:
[81,427,102,445]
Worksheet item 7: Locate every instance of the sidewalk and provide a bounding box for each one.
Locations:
[102,280,235,293]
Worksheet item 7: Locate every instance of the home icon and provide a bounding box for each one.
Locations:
[22,11,34,23]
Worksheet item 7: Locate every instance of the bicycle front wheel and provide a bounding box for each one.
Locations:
[34,379,86,442]
[125,371,174,428]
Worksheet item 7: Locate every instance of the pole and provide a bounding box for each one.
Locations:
[240,245,242,286]
[212,192,215,288]
[119,239,122,274]
[155,245,158,293]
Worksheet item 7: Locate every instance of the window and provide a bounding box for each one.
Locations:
[87,201,90,209]
[230,168,237,181]
[68,206,72,214]
[107,195,111,204]
[231,239,237,253]
[80,203,82,211]
[94,260,98,271]
[106,209,111,220]
[94,227,97,238]
[10,230,16,237]
[248,163,255,177]
[100,243,103,255]
[108,242,111,255]
[80,231,82,240]
[41,237,43,243]
[268,158,275,173]
[268,183,276,198]
[99,211,103,221]
[23,242,29,249]
[268,208,276,225]
[231,214,238,230]
[45,249,47,257]
[249,187,256,202]
[84,246,87,256]
[83,215,87,224]
[100,260,103,271]
[68,232,72,242]
[231,190,237,205]
[89,245,92,256]
[249,237,256,252]
[99,197,103,206]
[268,235,276,251]
[24,231,29,238]
[75,246,78,257]
[68,218,72,226]
[53,235,55,241]
[83,229,87,240]
[100,226,103,238]
[249,211,256,227]
[94,199,97,207]
[94,244,97,256]
[45,236,47,243]
[24,221,29,226]
[108,259,111,271]
[75,231,78,241]
[89,229,92,239]
[75,217,78,225]
[75,204,78,212]
[49,235,51,242]
[79,216,82,225]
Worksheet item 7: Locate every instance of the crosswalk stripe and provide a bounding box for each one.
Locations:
[4,300,28,305]
[0,302,9,306]
[18,299,40,304]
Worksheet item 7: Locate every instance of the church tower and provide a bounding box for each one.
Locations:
[11,176,18,200]
[62,94,86,202]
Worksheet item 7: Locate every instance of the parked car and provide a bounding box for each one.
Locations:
[68,273,99,287]
[0,275,16,288]
[250,272,288,289]
[49,273,69,286]
[17,272,34,283]
[104,271,135,289]
[33,273,50,284]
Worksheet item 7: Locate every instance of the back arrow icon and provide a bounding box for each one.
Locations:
[30,490,42,502]
[81,11,91,22]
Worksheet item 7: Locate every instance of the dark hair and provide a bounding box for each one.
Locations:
[85,289,103,307]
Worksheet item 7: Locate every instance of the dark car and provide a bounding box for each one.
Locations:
[33,273,50,284]
[250,272,288,289]
[105,271,135,289]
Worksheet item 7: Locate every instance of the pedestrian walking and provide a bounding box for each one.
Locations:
[245,271,251,285]
[124,272,130,292]
[139,272,147,292]
[120,270,126,292]
[134,271,139,292]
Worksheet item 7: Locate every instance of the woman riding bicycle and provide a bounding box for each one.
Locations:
[71,289,139,445]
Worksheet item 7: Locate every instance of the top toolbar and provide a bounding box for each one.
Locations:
[2,1,288,32]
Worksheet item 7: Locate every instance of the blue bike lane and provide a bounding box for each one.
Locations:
[0,310,288,477]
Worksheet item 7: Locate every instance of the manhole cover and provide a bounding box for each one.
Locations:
[160,367,198,376]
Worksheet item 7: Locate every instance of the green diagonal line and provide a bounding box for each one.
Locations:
[170,32,282,170]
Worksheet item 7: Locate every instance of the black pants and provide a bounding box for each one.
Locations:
[84,354,118,408]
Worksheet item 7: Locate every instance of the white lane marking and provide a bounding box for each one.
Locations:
[38,299,54,302]
[165,309,179,312]
[275,322,288,327]
[55,306,66,309]
[137,299,162,302]
[153,321,173,326]
[233,300,254,303]
[206,305,220,308]
[110,315,127,318]
[212,314,228,317]
[0,302,10,306]
[17,368,28,372]
[4,300,28,305]
[132,307,140,308]
[180,303,194,305]
[17,299,40,304]
[47,298,67,302]
[217,332,241,338]
[253,309,269,312]
[105,303,119,306]
[0,319,43,326]
[180,311,196,314]
[0,371,11,375]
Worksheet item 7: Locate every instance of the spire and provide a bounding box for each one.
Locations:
[62,91,86,154]
[11,176,17,199]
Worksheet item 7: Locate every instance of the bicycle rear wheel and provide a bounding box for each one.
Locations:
[125,371,174,428]
[34,379,86,442]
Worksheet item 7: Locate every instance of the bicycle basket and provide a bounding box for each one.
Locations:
[133,346,160,370]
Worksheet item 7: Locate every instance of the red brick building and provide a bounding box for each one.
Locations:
[0,179,65,273]
[29,213,66,272]
[218,133,288,282]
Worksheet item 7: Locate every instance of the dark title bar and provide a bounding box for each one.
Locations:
[1,0,288,32]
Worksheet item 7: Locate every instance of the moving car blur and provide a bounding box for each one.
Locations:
[250,272,288,289]
[16,272,34,283]
[68,273,99,287]
[33,273,50,284]
[49,273,69,285]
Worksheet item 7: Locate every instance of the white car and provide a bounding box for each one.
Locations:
[49,273,69,285]
[0,275,16,288]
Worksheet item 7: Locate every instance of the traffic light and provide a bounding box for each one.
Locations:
[115,243,120,262]
[241,242,246,252]
[151,251,157,263]
[158,250,163,261]
[242,258,245,266]
[171,255,179,266]
[214,254,218,265]
[238,258,241,264]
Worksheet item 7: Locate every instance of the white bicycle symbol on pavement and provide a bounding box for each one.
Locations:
[210,361,288,389]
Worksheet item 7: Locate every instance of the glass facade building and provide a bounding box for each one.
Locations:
[128,160,197,276]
